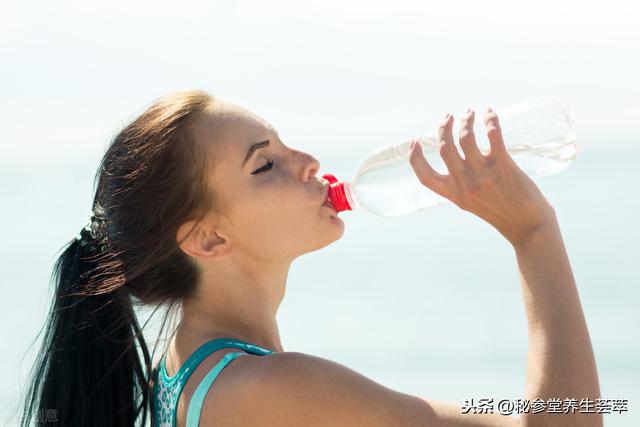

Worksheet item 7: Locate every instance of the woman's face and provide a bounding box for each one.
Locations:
[195,101,344,262]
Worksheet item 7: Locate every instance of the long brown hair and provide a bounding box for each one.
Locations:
[21,90,222,426]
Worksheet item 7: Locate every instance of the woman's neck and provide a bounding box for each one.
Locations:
[176,260,289,353]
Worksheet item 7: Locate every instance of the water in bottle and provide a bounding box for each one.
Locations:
[322,97,581,217]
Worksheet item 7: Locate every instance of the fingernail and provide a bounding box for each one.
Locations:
[486,107,493,113]
[444,112,450,119]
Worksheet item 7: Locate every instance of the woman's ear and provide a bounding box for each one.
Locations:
[176,220,232,261]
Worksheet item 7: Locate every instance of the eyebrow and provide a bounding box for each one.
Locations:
[241,139,270,168]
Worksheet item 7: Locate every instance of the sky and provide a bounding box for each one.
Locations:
[1,0,638,168]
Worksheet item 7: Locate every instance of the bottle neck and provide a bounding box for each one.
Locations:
[331,181,354,212]
[341,181,357,211]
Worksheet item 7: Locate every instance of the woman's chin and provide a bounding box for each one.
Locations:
[319,203,345,236]
[328,213,345,235]
[302,221,345,255]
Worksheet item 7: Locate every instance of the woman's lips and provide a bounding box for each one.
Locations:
[322,184,331,206]
[322,191,336,211]
[321,181,338,214]
[323,199,337,215]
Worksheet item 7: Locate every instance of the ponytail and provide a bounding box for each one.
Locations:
[21,226,151,426]
[20,89,217,426]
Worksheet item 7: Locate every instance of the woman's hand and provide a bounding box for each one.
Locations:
[409,107,557,247]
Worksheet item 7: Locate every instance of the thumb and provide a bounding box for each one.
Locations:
[409,140,448,197]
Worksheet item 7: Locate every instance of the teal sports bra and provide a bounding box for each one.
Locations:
[152,337,274,427]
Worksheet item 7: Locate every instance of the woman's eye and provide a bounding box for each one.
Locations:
[251,161,274,175]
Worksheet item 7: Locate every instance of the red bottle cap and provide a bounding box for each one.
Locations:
[322,173,352,212]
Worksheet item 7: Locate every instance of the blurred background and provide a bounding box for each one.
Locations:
[1,0,638,425]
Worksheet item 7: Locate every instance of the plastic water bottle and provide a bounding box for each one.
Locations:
[323,97,581,217]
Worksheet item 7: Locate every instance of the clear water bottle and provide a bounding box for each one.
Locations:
[323,97,581,217]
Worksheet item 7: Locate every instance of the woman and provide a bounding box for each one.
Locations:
[22,90,601,426]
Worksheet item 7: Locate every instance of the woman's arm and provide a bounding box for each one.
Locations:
[407,107,602,427]
[513,215,602,427]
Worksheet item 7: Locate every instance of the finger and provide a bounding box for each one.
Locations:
[437,113,465,176]
[458,108,484,167]
[409,138,450,197]
[483,107,509,160]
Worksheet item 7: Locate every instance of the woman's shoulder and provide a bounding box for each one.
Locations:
[242,350,381,388]
[197,350,393,426]
[198,351,415,426]
[200,350,520,427]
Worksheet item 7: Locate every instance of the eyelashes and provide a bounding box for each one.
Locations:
[251,160,274,175]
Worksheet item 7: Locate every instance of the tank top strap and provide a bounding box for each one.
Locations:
[155,337,274,427]
[159,337,273,386]
[185,351,249,427]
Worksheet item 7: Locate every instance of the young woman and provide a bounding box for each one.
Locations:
[22,90,601,427]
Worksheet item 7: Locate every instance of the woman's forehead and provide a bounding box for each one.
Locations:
[194,103,274,173]
[203,101,272,139]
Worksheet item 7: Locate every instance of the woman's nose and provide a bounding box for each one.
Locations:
[302,153,320,181]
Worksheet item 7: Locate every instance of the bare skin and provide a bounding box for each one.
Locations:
[158,103,601,427]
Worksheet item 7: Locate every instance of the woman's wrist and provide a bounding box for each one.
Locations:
[510,210,561,251]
